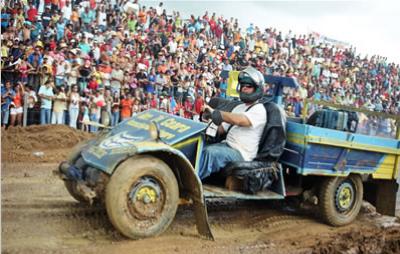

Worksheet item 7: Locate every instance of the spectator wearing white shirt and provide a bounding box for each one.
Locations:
[247,34,256,52]
[97,5,107,32]
[51,86,67,124]
[124,0,140,15]
[62,0,72,22]
[222,59,233,71]
[168,37,178,55]
[155,2,163,16]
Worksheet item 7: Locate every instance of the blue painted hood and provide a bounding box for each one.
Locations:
[80,110,207,173]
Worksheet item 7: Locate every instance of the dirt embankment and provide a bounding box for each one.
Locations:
[1,125,93,163]
[311,227,400,254]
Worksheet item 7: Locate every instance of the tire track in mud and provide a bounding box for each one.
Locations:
[249,214,313,229]
[2,205,123,246]
[205,199,313,229]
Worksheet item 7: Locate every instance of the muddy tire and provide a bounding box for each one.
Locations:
[319,175,363,226]
[65,181,87,203]
[105,155,179,239]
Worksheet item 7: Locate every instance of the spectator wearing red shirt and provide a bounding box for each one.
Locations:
[88,77,99,91]
[120,93,134,120]
[193,91,204,122]
[150,94,159,109]
[26,4,38,22]
[184,96,194,119]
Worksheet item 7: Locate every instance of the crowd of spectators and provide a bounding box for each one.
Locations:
[1,0,399,133]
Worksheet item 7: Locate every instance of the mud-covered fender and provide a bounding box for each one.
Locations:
[117,141,214,240]
[364,179,399,216]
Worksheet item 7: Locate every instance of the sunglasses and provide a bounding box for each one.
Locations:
[241,84,254,89]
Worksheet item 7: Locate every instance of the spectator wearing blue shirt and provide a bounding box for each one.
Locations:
[55,19,66,41]
[27,47,43,91]
[219,79,227,98]
[31,20,43,42]
[1,12,10,30]
[81,7,95,32]
[313,89,322,101]
[146,69,156,94]
[246,23,255,35]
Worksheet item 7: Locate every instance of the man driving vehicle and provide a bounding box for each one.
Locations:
[198,66,267,179]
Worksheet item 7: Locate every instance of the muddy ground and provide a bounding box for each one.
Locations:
[2,125,400,254]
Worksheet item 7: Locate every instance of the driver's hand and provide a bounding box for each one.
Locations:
[202,104,214,114]
[201,104,213,122]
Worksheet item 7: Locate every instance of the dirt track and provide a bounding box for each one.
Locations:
[2,126,400,253]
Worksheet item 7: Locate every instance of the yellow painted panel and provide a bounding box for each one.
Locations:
[172,136,201,149]
[373,155,396,179]
[287,133,305,146]
[226,71,240,98]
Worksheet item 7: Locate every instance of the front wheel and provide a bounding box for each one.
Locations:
[105,155,179,239]
[318,175,363,226]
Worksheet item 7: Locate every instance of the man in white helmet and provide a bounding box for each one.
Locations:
[198,66,267,180]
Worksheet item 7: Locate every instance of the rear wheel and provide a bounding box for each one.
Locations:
[319,175,363,226]
[105,155,179,239]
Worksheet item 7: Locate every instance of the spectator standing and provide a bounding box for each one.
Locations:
[110,63,124,95]
[78,60,92,92]
[17,56,33,84]
[70,7,80,32]
[193,91,204,121]
[27,3,38,23]
[51,86,67,124]
[38,80,54,125]
[23,85,38,126]
[68,85,80,128]
[120,92,134,121]
[9,82,25,127]
[184,95,194,119]
[27,47,43,91]
[41,6,52,29]
[103,89,113,125]
[81,7,95,32]
[111,91,120,126]
[61,0,72,22]
[1,81,16,127]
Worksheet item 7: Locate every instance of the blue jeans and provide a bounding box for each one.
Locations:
[198,142,244,180]
[2,107,9,125]
[55,77,65,87]
[111,111,120,126]
[69,107,79,128]
[40,108,51,125]
[89,113,98,132]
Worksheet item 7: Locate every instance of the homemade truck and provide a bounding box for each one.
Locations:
[57,75,400,240]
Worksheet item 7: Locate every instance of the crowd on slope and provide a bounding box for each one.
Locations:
[1,0,399,134]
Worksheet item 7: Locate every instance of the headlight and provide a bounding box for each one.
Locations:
[148,121,160,140]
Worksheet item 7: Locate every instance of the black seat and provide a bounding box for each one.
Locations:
[223,99,287,193]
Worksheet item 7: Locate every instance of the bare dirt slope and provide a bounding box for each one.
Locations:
[1,125,93,163]
[1,125,400,254]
